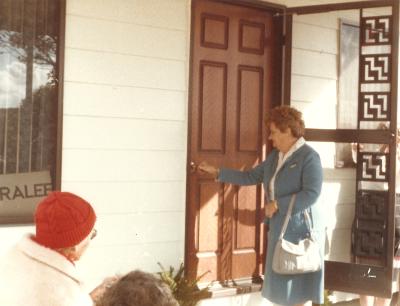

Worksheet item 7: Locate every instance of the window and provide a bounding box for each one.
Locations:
[0,0,64,224]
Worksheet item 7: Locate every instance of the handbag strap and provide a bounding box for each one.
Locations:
[303,209,316,240]
[278,195,296,239]
[278,195,314,240]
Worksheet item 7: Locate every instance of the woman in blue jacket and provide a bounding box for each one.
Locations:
[199,106,324,306]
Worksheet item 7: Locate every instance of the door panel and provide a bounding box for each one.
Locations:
[187,0,279,282]
[232,185,258,278]
[199,61,227,152]
[238,66,263,152]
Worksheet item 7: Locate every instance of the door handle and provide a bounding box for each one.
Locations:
[190,161,197,173]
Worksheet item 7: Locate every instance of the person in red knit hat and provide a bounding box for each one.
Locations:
[0,191,115,306]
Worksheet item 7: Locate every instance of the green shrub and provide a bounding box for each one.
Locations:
[157,263,210,306]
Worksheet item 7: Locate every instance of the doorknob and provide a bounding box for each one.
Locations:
[190,161,197,173]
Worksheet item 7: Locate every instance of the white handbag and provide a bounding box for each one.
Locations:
[272,195,322,275]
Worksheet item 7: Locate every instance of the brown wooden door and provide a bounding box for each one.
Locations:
[186,0,281,282]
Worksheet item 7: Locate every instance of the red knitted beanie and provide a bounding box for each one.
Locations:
[34,191,96,249]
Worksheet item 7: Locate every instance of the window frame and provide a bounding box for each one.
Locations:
[0,0,66,224]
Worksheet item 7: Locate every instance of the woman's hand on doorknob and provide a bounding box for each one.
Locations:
[198,161,219,179]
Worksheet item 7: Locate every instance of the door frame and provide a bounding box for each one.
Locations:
[185,0,286,293]
[284,0,400,298]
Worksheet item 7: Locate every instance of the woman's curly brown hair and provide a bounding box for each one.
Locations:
[265,105,305,138]
[96,270,179,306]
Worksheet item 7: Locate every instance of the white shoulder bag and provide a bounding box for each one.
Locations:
[272,195,322,275]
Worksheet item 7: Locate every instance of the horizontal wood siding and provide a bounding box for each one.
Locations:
[63,83,186,120]
[61,0,189,288]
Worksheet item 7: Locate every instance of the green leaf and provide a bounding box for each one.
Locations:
[157,262,210,306]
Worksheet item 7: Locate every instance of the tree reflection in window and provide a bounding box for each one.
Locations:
[0,0,60,176]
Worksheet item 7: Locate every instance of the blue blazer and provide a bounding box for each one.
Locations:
[219,144,324,236]
[219,144,325,305]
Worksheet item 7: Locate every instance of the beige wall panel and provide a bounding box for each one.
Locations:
[63,82,186,121]
[64,49,186,90]
[329,204,355,229]
[294,10,359,29]
[80,241,184,288]
[321,180,356,209]
[291,75,337,103]
[95,212,184,246]
[62,150,185,182]
[63,116,185,151]
[294,13,340,29]
[67,0,187,30]
[293,22,338,54]
[62,181,185,214]
[324,168,356,180]
[292,48,337,79]
[327,228,352,262]
[66,15,186,60]
[291,101,337,129]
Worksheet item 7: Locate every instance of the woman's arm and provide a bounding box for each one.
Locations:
[218,151,277,186]
[198,161,266,186]
[198,151,276,186]
[218,162,266,186]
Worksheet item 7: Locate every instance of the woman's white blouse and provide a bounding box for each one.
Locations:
[269,137,306,200]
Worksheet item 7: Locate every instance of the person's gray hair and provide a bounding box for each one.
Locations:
[96,270,179,306]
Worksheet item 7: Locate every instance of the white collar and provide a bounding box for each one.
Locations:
[278,137,306,162]
[17,234,83,284]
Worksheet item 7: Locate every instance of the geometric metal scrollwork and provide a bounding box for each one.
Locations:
[358,152,389,182]
[359,92,389,121]
[354,11,393,261]
[353,228,385,257]
[353,190,387,257]
[357,190,387,219]
[360,54,391,83]
[359,14,392,124]
[361,16,392,45]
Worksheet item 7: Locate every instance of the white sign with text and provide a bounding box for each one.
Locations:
[0,171,52,221]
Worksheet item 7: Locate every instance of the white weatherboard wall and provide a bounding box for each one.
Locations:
[61,0,190,288]
[0,1,392,306]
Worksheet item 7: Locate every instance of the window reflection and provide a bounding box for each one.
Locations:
[0,0,60,223]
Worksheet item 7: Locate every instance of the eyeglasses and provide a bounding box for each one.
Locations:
[90,228,97,240]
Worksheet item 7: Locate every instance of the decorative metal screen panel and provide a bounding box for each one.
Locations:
[359,92,389,121]
[357,190,387,219]
[353,10,393,259]
[354,190,387,257]
[361,16,392,45]
[357,152,389,182]
[360,54,391,84]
